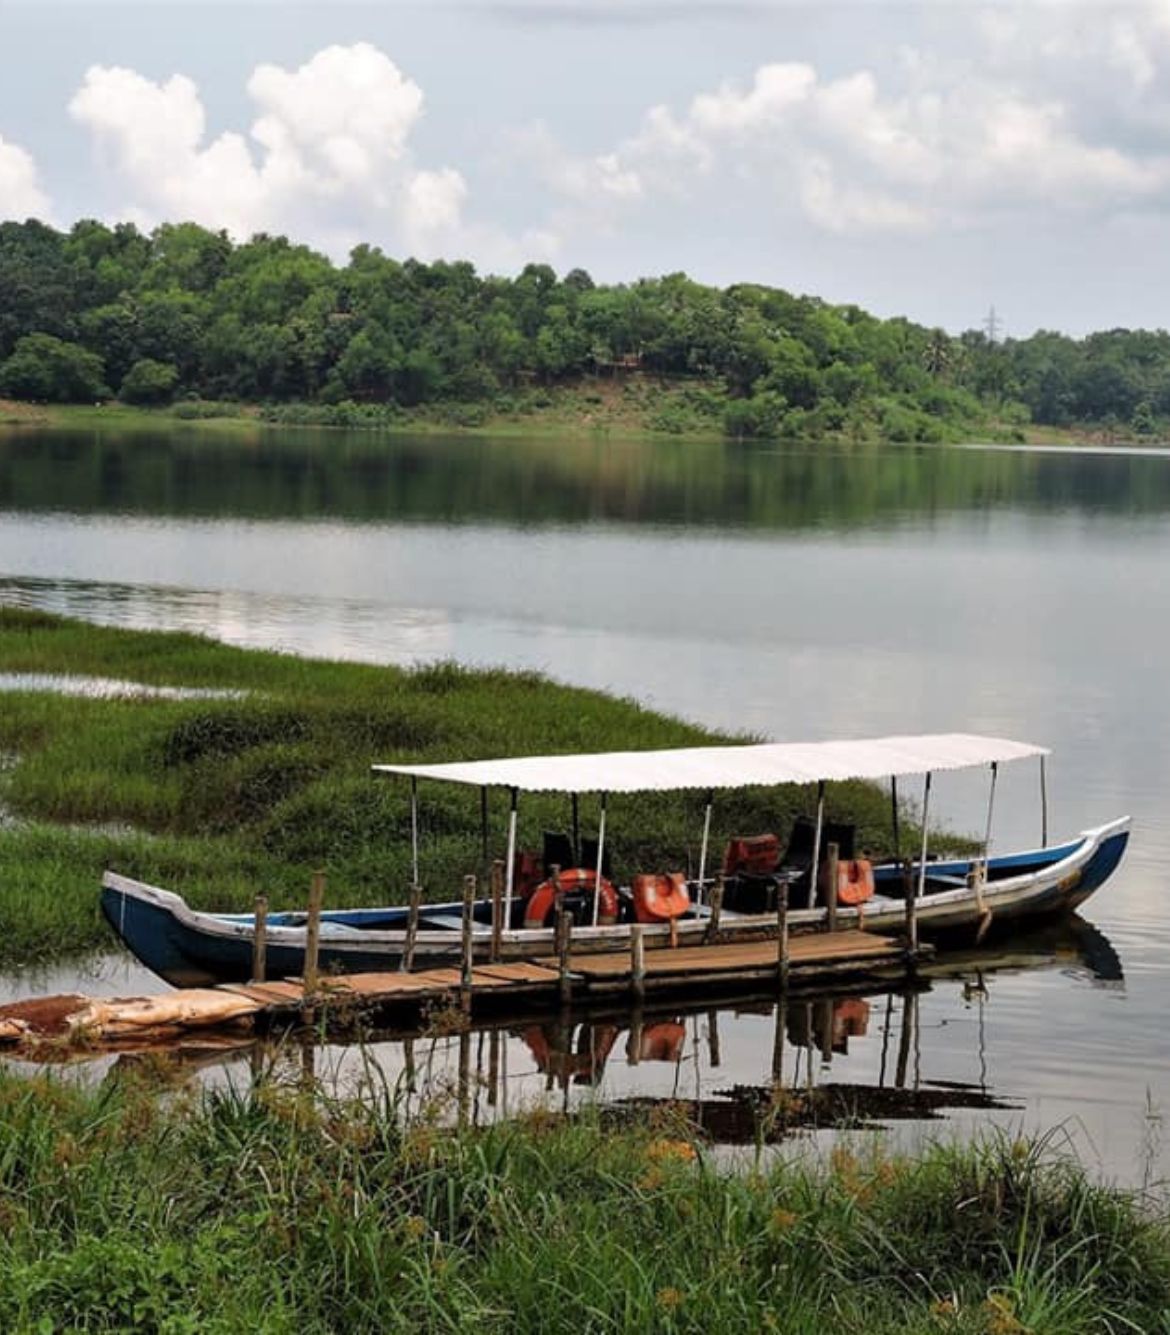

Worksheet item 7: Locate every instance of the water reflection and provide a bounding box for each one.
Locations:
[5,429,1170,530]
[5,918,1122,1150]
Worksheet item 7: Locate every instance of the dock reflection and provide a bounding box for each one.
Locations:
[16,915,1123,1143]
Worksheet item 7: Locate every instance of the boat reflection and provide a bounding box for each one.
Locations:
[12,915,1123,1143]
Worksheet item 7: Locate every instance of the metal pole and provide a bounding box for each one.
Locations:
[502,787,518,931]
[1040,754,1048,846]
[807,780,825,909]
[591,791,608,926]
[480,786,489,867]
[571,792,580,863]
[696,791,713,907]
[911,771,932,954]
[983,762,999,855]
[252,892,268,984]
[409,777,420,888]
[891,775,901,862]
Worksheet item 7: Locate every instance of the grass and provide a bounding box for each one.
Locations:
[0,1069,1165,1332]
[0,607,954,968]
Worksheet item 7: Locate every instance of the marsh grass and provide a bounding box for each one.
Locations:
[0,608,965,966]
[0,1069,1165,1332]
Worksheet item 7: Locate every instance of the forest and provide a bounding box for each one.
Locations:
[1,217,1167,442]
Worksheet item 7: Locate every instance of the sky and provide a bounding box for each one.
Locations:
[1,0,1169,335]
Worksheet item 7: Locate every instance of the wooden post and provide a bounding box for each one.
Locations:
[776,879,790,990]
[252,892,268,984]
[704,877,724,944]
[905,870,919,956]
[402,882,422,973]
[487,1028,501,1107]
[303,869,325,1002]
[490,858,504,962]
[627,1007,644,1066]
[630,923,646,1001]
[825,841,839,934]
[771,1000,786,1086]
[460,874,476,1011]
[707,1009,721,1068]
[556,908,573,1005]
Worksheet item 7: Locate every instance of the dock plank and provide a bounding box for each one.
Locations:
[542,930,898,980]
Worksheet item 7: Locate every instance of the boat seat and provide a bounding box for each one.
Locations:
[926,873,969,890]
[420,913,495,935]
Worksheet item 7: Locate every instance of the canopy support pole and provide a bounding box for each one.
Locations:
[591,792,608,926]
[1040,755,1048,846]
[410,777,420,888]
[480,786,489,867]
[890,775,901,862]
[502,788,518,934]
[911,771,932,953]
[807,781,825,910]
[571,793,580,864]
[983,762,999,856]
[696,790,713,907]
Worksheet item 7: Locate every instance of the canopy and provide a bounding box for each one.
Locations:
[372,733,1047,795]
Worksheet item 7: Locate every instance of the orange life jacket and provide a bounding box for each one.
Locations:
[632,872,691,923]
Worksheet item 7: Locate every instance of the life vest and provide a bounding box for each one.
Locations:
[836,858,875,906]
[632,872,691,923]
[634,1021,687,1062]
[523,867,619,929]
[722,834,781,877]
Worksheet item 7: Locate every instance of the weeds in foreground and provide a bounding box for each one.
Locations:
[0,1068,1166,1332]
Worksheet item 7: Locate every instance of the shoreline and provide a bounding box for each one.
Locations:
[3,394,1153,449]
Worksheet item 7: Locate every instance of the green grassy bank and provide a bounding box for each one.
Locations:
[1,385,1058,447]
[0,1070,1166,1333]
[0,608,948,969]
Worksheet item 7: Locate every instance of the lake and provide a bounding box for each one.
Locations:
[1,425,1167,1182]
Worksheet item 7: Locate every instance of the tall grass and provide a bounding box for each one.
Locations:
[0,608,960,966]
[0,1070,1165,1332]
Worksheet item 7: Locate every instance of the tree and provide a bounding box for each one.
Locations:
[0,333,109,401]
[119,358,179,405]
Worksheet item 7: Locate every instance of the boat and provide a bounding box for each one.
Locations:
[100,733,1130,987]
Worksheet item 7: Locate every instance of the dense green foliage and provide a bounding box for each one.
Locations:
[0,608,935,966]
[0,333,109,403]
[0,1071,1166,1332]
[3,215,1164,441]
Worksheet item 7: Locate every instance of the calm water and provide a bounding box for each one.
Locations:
[1,427,1167,1181]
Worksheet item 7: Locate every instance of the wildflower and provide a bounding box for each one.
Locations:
[646,1138,697,1164]
[770,1207,798,1232]
[401,1214,428,1241]
[638,1167,665,1191]
[982,1293,1026,1335]
[656,1287,683,1311]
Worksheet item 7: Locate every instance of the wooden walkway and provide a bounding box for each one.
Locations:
[0,929,929,1052]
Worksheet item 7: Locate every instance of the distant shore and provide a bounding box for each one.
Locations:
[3,390,1141,448]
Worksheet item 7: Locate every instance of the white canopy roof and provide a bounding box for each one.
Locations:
[372,733,1048,795]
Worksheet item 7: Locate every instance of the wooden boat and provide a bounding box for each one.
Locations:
[100,733,1130,988]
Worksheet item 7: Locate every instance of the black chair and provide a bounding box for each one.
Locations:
[579,835,614,881]
[779,817,856,903]
[542,830,576,874]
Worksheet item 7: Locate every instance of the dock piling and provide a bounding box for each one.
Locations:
[251,892,268,984]
[556,909,573,1005]
[826,841,839,934]
[490,858,504,962]
[776,880,790,989]
[303,870,325,1004]
[704,878,724,944]
[402,883,421,973]
[630,923,646,1001]
[460,875,476,1011]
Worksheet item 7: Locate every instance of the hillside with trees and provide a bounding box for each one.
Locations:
[1,217,1167,442]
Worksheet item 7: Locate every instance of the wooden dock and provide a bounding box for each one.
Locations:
[0,929,929,1052]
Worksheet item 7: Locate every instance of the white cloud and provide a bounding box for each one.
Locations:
[68,43,466,256]
[530,16,1170,241]
[0,133,52,221]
